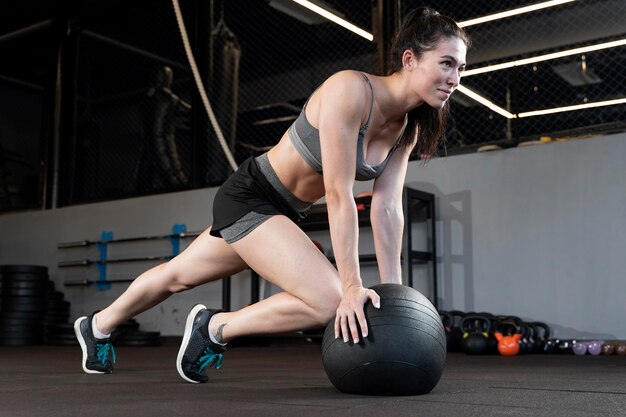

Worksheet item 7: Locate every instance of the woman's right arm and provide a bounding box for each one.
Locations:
[316,72,381,343]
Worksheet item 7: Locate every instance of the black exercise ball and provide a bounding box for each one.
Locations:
[321,284,446,396]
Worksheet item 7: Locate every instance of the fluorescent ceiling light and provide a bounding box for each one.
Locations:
[291,0,373,41]
[457,86,626,119]
[269,0,326,25]
[464,39,626,77]
[458,0,575,28]
[456,85,516,119]
[290,0,574,42]
[518,98,626,117]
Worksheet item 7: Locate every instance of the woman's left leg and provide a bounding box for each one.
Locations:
[210,215,343,342]
[177,215,342,383]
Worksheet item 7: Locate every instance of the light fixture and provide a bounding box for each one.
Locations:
[457,86,626,119]
[287,0,575,43]
[517,98,626,117]
[463,39,626,77]
[457,37,626,118]
[290,0,373,41]
[456,85,516,119]
[457,0,576,28]
[269,0,331,25]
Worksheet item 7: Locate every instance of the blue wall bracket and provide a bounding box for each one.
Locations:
[168,223,187,257]
[95,230,113,290]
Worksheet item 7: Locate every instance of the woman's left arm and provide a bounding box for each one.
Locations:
[370,139,417,284]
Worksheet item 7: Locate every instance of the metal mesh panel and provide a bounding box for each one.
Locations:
[0,82,45,211]
[65,0,196,204]
[0,21,52,212]
[233,0,374,161]
[3,0,623,211]
[401,0,626,151]
[63,0,376,205]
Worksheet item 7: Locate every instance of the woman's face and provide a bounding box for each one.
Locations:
[405,36,467,109]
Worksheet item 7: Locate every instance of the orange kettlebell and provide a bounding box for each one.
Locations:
[495,332,522,356]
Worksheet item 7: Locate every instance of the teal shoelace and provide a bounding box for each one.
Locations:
[198,348,223,372]
[96,342,116,365]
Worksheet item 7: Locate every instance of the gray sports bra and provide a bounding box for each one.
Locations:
[288,72,403,181]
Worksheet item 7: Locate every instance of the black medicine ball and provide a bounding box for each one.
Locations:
[321,284,446,396]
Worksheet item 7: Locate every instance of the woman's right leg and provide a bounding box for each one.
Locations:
[94,227,248,334]
[76,227,248,374]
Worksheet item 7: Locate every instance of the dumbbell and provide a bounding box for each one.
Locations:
[573,340,604,356]
[556,339,574,354]
[587,340,603,356]
[530,322,551,354]
[573,340,588,355]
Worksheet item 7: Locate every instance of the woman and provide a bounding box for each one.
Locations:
[74,7,468,383]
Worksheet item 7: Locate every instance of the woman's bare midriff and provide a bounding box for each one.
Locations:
[267,132,326,204]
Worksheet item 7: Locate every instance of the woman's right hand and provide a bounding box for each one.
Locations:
[334,285,381,343]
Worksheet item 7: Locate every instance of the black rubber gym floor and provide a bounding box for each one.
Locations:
[1,339,625,417]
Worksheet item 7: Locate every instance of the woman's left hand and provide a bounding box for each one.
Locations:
[334,285,381,343]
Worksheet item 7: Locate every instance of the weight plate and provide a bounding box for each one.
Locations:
[0,336,44,346]
[43,318,70,326]
[2,297,48,310]
[0,265,48,274]
[0,321,44,330]
[0,310,44,320]
[115,322,140,333]
[0,329,40,338]
[47,300,70,309]
[45,323,74,332]
[116,338,160,347]
[1,287,48,298]
[48,291,65,301]
[0,280,47,290]
[2,274,49,284]
[116,331,161,340]
[45,337,78,346]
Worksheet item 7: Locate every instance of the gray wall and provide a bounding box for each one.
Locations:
[1,132,624,338]
[408,132,626,339]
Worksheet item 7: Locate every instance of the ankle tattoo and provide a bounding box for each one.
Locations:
[216,323,227,344]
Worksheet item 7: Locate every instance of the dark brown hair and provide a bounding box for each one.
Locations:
[388,7,470,156]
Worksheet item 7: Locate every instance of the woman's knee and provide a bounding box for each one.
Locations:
[159,262,197,294]
[310,286,342,326]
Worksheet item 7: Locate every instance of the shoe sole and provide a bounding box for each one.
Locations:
[73,316,106,375]
[176,304,207,383]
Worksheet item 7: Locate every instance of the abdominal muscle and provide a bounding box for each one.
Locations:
[267,131,326,204]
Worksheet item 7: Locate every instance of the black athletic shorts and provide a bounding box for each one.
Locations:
[210,156,311,239]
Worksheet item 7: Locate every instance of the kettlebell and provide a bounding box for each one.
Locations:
[587,340,603,356]
[601,341,615,355]
[573,340,588,355]
[530,322,551,353]
[543,338,558,354]
[494,320,522,356]
[460,315,491,355]
[556,339,574,354]
[518,322,535,355]
[448,310,466,352]
[495,332,522,356]
[439,311,456,352]
[482,314,500,355]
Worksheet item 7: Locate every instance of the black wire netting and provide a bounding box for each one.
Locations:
[0,0,624,210]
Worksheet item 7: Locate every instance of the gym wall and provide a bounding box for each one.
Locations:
[0,131,624,338]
